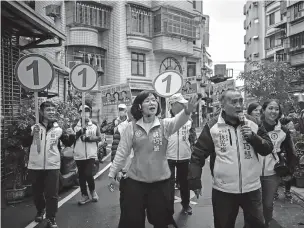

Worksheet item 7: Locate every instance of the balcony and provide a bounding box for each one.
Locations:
[126,4,152,51]
[273,16,287,29]
[291,10,304,23]
[244,19,246,30]
[65,2,111,31]
[153,6,200,42]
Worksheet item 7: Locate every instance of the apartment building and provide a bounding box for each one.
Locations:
[243,0,304,101]
[1,0,67,183]
[243,1,265,71]
[287,1,304,69]
[64,1,210,122]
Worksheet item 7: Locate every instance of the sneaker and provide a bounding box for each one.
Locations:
[274,191,279,200]
[90,190,99,202]
[47,218,58,228]
[182,205,192,215]
[34,210,45,222]
[285,191,292,200]
[78,194,91,205]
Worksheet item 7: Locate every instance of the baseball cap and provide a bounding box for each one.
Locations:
[168,93,188,105]
[78,105,92,112]
[118,104,127,109]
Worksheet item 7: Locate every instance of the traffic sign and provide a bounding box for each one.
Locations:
[152,71,183,98]
[69,63,98,92]
[14,54,54,91]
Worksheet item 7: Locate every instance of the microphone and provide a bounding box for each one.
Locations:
[238,113,246,126]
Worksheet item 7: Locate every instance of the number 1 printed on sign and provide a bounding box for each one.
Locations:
[78,68,87,87]
[27,60,39,86]
[162,74,172,93]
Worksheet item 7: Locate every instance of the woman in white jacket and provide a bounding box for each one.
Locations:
[72,105,101,205]
[167,93,197,215]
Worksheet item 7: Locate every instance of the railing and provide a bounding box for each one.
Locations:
[153,8,200,41]
[66,2,111,30]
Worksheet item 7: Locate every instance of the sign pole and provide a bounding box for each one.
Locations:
[34,91,41,153]
[82,92,85,129]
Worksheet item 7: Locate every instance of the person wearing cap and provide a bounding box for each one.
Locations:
[167,93,197,215]
[71,104,102,205]
[113,104,128,130]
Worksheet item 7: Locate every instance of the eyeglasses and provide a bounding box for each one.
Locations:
[118,108,126,111]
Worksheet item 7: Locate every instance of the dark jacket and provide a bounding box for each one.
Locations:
[188,111,274,194]
[111,128,121,162]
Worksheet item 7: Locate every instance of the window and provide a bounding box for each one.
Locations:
[269,12,275,26]
[294,2,304,19]
[72,2,111,29]
[127,5,152,37]
[153,11,161,34]
[152,8,199,41]
[266,34,283,49]
[66,46,106,72]
[187,62,196,77]
[131,53,145,76]
[290,32,304,48]
[193,0,196,9]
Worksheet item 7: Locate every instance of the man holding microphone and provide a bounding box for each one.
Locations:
[188,89,273,228]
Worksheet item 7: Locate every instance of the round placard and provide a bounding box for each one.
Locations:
[69,63,98,92]
[152,71,183,98]
[14,54,54,91]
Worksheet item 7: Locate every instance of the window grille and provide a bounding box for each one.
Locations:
[1,29,21,183]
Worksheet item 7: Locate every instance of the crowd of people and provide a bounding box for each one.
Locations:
[23,88,302,228]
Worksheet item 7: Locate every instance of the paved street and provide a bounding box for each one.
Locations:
[6,158,302,228]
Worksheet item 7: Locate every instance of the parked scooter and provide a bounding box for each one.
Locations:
[59,146,79,192]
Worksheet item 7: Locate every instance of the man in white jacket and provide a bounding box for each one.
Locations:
[167,93,197,215]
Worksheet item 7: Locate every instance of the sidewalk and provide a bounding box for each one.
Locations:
[292,186,304,201]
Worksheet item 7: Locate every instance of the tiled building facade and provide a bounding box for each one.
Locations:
[243,0,304,99]
[64,0,210,123]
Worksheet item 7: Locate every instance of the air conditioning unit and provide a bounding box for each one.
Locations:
[45,4,61,18]
[253,2,258,6]
[253,53,259,57]
[68,61,81,69]
[96,66,104,74]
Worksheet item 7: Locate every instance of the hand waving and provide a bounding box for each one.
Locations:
[184,94,200,115]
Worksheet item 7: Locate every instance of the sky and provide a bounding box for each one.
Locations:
[203,0,246,86]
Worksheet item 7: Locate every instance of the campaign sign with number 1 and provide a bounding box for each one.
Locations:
[69,63,97,92]
[152,71,183,98]
[15,54,54,91]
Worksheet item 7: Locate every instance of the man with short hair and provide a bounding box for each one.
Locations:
[23,101,75,228]
[188,89,273,228]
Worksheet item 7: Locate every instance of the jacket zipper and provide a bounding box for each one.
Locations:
[262,157,266,176]
[235,128,242,193]
[44,130,47,169]
[228,129,232,146]
[177,130,180,161]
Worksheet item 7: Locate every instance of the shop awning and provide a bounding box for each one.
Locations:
[1,1,65,46]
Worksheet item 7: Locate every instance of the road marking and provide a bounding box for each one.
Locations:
[24,162,112,228]
[101,152,111,162]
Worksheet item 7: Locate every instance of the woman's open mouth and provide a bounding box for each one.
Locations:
[149,107,156,111]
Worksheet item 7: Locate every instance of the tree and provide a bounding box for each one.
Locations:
[238,61,304,111]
